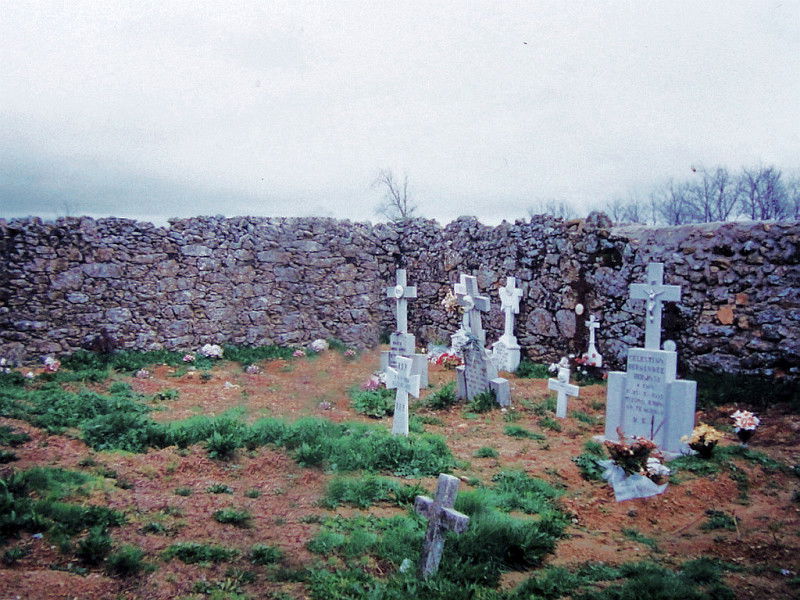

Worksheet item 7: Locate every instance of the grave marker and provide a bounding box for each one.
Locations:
[414,474,470,579]
[582,315,603,367]
[386,355,420,436]
[548,364,579,418]
[491,277,522,372]
[603,263,696,454]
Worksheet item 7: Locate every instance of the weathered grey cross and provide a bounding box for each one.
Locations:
[386,355,420,436]
[548,366,579,418]
[386,268,417,334]
[628,263,681,350]
[414,473,470,578]
[454,274,490,344]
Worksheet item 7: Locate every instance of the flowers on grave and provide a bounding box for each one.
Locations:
[24,371,35,379]
[244,364,261,375]
[318,400,332,410]
[362,375,381,390]
[343,349,357,359]
[292,349,306,358]
[604,430,660,477]
[430,352,463,370]
[645,456,671,484]
[681,423,724,458]
[134,368,150,379]
[731,410,760,445]
[182,353,195,362]
[309,339,329,353]
[441,290,462,314]
[0,358,10,374]
[198,344,224,359]
[43,356,61,373]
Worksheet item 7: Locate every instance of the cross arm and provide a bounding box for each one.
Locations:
[441,507,470,533]
[414,495,434,518]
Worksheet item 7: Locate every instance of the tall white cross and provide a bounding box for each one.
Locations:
[629,263,681,350]
[498,276,522,343]
[548,366,579,418]
[386,269,417,334]
[386,355,420,436]
[414,474,470,578]
[584,314,603,367]
[454,274,490,342]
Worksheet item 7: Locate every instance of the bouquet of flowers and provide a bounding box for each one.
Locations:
[604,429,660,478]
[681,423,725,458]
[430,352,463,370]
[441,290,462,315]
[43,356,61,373]
[731,410,760,446]
[198,344,224,359]
[182,353,195,362]
[292,349,306,358]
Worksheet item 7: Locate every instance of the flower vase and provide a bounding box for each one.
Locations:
[689,441,716,459]
[736,428,755,446]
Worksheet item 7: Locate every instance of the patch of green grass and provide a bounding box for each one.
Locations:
[207,483,234,494]
[571,410,597,425]
[700,510,737,531]
[504,425,545,440]
[75,525,112,565]
[621,528,659,552]
[321,475,424,509]
[163,542,239,564]
[250,543,284,565]
[416,415,444,426]
[174,487,192,496]
[516,361,550,379]
[350,387,395,419]
[213,508,252,527]
[693,371,799,411]
[474,446,499,458]
[2,546,30,565]
[468,389,497,413]
[0,449,18,463]
[154,388,179,401]
[0,425,30,447]
[105,544,148,577]
[539,416,562,432]
[573,439,607,482]
[244,488,261,498]
[423,381,458,410]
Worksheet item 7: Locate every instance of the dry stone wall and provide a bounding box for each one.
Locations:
[1,214,797,379]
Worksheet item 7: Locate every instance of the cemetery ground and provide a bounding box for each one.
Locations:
[0,347,798,600]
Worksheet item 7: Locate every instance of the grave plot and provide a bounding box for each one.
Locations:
[0,344,798,600]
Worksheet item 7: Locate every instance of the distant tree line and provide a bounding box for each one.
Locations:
[603,165,800,225]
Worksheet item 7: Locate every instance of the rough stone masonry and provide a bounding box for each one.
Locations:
[0,213,797,380]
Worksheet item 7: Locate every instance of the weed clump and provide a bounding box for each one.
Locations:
[350,387,395,418]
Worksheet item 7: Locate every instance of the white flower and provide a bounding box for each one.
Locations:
[646,457,671,477]
[0,358,9,374]
[310,339,329,352]
[731,409,760,431]
[198,344,224,358]
[25,371,35,379]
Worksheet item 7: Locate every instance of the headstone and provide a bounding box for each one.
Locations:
[452,274,511,407]
[582,315,603,367]
[548,363,579,418]
[414,474,470,578]
[491,276,522,372]
[602,263,696,455]
[386,355,420,436]
[380,268,429,387]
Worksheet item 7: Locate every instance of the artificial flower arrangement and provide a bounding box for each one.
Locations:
[292,349,306,358]
[134,368,150,379]
[440,290,462,314]
[309,339,329,353]
[550,354,605,384]
[343,349,357,359]
[681,423,725,458]
[604,429,669,482]
[182,353,195,362]
[429,352,463,370]
[198,344,224,359]
[244,364,261,375]
[731,409,760,446]
[43,356,61,373]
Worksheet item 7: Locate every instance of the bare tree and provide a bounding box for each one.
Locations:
[527,198,576,220]
[740,165,790,220]
[687,167,740,223]
[373,169,417,221]
[650,180,694,225]
[603,196,647,224]
[786,174,800,219]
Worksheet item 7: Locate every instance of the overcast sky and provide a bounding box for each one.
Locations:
[1,0,798,226]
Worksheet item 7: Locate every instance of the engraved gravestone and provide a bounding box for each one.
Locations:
[603,263,696,454]
[380,268,429,387]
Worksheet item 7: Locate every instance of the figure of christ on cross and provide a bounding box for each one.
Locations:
[628,263,681,350]
[414,473,470,578]
[453,274,490,344]
[385,355,420,436]
[386,268,417,334]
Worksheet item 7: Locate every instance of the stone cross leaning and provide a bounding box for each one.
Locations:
[386,355,420,436]
[386,268,417,334]
[548,366,579,418]
[454,274,490,344]
[628,263,681,350]
[414,473,470,578]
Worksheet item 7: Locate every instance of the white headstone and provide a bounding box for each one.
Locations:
[386,269,416,334]
[491,276,522,372]
[582,315,603,367]
[548,365,579,418]
[386,356,420,436]
[453,274,490,346]
[380,268,428,387]
[602,263,695,455]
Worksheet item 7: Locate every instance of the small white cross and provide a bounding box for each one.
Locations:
[385,269,417,334]
[548,366,579,418]
[386,355,420,436]
[629,263,681,350]
[454,274,490,342]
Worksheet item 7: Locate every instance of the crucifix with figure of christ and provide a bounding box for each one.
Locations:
[628,263,681,350]
[453,274,490,345]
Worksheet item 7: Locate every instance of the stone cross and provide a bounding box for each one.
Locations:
[386,268,417,334]
[454,274,490,344]
[548,365,579,418]
[498,276,522,345]
[583,315,603,367]
[629,263,681,350]
[386,355,420,436]
[414,473,470,579]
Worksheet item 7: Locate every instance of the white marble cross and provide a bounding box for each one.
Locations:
[386,269,417,334]
[414,473,470,578]
[629,263,681,350]
[386,355,420,436]
[498,276,522,344]
[454,274,490,343]
[548,366,579,418]
[583,315,603,367]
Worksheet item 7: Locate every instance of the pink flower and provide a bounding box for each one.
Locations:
[344,349,357,358]
[183,354,195,362]
[43,357,61,373]
[362,376,380,390]
[731,410,760,431]
[293,349,306,358]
